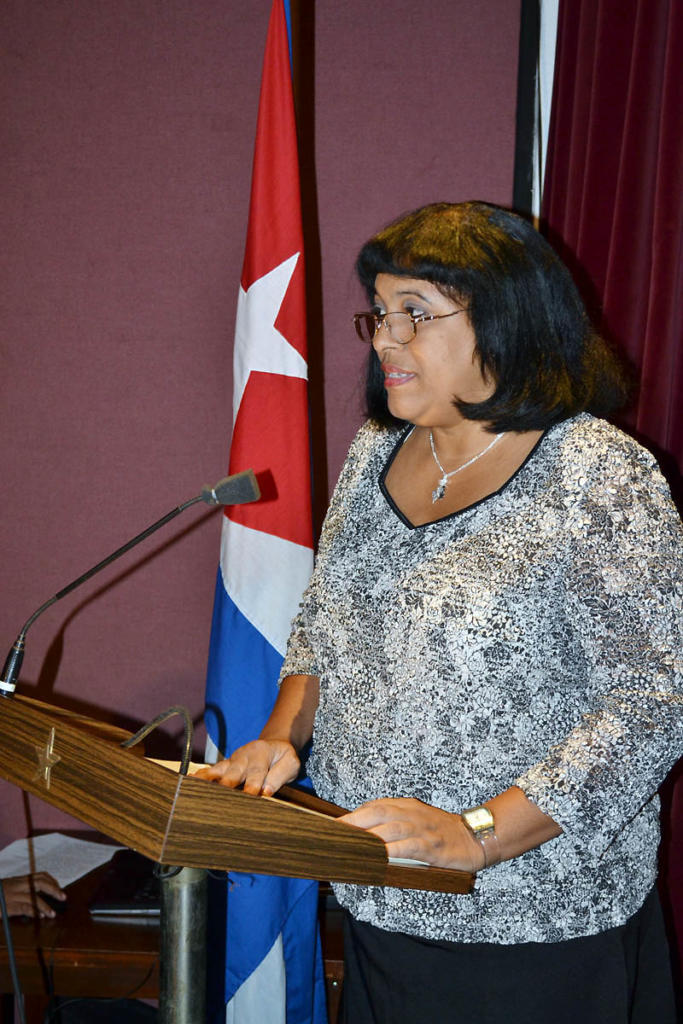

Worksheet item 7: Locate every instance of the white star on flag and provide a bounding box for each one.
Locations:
[233,252,308,417]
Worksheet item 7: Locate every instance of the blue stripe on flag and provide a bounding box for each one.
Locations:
[205,568,282,756]
[204,567,327,1022]
[283,0,293,70]
[224,871,325,1017]
[281,882,328,1021]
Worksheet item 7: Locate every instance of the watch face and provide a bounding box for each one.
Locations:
[464,806,494,832]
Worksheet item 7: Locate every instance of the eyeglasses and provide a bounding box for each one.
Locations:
[352,309,468,345]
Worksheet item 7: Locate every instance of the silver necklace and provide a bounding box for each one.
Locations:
[429,429,504,502]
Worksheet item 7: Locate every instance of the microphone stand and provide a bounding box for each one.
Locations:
[0,469,260,697]
[0,468,260,1024]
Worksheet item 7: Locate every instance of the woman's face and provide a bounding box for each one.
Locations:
[371,274,493,429]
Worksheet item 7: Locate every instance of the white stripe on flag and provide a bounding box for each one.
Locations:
[220,518,313,657]
[225,933,286,1024]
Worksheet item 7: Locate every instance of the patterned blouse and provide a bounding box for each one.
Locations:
[280,414,683,944]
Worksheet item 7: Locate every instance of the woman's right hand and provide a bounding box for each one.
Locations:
[195,739,301,797]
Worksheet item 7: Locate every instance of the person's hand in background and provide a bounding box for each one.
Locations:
[0,872,66,918]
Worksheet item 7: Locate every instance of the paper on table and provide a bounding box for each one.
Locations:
[0,833,123,888]
[149,759,206,775]
[387,856,430,867]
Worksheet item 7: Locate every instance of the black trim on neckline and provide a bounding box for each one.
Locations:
[378,424,551,530]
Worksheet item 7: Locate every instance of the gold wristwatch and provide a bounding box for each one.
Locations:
[461,804,501,868]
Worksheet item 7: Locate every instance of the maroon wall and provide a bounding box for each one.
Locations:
[0,0,520,847]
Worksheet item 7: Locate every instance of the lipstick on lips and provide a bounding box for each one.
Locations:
[381,363,416,387]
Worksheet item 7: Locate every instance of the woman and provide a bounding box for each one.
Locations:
[201,203,683,1022]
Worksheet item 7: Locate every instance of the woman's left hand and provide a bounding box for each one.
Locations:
[339,797,484,872]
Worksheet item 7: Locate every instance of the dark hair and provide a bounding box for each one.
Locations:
[356,201,627,432]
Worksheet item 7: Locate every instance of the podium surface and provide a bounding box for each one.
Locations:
[0,695,474,895]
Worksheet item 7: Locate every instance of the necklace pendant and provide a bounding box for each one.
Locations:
[432,478,447,503]
[428,429,505,504]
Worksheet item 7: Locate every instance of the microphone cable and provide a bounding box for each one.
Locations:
[120,705,193,776]
[121,705,194,881]
[0,879,27,1024]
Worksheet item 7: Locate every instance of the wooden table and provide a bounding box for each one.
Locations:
[0,863,344,1024]
[0,864,159,1024]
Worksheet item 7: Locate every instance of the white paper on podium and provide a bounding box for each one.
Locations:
[0,833,122,888]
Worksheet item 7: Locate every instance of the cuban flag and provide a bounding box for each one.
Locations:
[204,2,326,1021]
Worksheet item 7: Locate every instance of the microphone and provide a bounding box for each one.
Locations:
[0,470,260,698]
[199,471,261,506]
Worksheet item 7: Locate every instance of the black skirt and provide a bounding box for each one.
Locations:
[340,888,677,1024]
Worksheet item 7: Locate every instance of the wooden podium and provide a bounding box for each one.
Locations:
[0,694,474,1020]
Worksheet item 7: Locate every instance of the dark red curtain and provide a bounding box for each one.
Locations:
[541,0,683,984]
[542,0,683,478]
